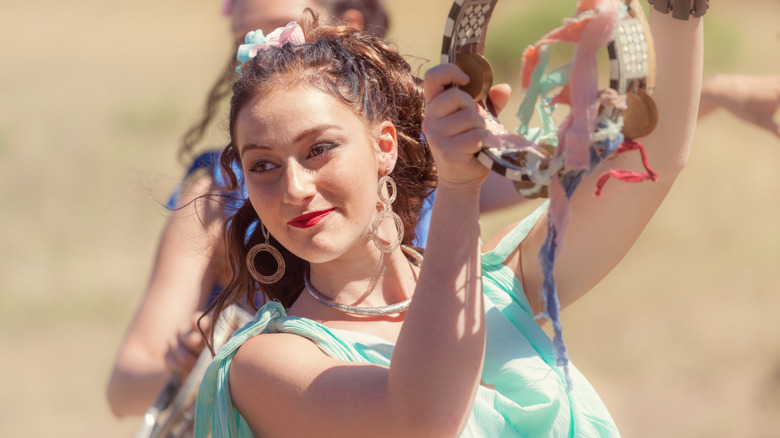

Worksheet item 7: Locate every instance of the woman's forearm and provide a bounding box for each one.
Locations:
[390,187,485,436]
[645,9,704,175]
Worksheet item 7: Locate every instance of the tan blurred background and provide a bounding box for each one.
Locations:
[1,0,778,436]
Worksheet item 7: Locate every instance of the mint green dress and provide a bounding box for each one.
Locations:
[194,203,620,437]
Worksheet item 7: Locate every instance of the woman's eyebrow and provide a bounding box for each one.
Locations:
[240,142,272,155]
[240,124,344,155]
[292,124,343,143]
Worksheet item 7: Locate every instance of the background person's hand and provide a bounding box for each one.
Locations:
[700,73,780,138]
[164,313,210,380]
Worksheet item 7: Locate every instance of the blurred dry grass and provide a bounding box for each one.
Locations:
[1,0,778,436]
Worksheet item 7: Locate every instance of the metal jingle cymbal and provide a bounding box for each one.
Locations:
[505,146,554,199]
[636,89,658,137]
[621,89,658,140]
[455,52,494,102]
[513,179,549,199]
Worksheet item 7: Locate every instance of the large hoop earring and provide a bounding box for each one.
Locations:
[371,174,404,253]
[246,223,286,284]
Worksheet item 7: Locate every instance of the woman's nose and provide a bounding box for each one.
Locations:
[282,161,316,204]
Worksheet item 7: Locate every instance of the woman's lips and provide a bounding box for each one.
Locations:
[288,209,335,228]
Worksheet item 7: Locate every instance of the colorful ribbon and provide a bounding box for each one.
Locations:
[236,22,306,72]
[518,0,657,390]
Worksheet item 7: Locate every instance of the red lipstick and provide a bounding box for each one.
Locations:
[288,209,335,228]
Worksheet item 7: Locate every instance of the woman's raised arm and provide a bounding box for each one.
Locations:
[493,8,704,314]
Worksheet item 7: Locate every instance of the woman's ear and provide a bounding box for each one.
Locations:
[340,9,365,32]
[375,121,398,173]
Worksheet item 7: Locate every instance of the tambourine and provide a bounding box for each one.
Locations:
[135,305,253,438]
[440,0,658,389]
[441,0,657,198]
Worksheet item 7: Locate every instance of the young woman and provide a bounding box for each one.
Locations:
[106,0,529,418]
[194,6,703,436]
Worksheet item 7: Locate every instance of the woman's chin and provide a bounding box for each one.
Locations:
[292,236,374,265]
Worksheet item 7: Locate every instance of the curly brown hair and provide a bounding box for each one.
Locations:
[177,0,390,165]
[202,13,436,349]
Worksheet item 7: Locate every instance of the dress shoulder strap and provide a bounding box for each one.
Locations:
[482,200,549,266]
[194,301,285,437]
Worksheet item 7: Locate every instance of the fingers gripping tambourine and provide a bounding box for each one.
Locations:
[440,0,657,389]
[441,0,657,198]
[441,0,498,106]
[136,305,253,438]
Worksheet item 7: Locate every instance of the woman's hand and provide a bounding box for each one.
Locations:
[422,63,492,193]
[164,313,210,380]
[486,83,512,116]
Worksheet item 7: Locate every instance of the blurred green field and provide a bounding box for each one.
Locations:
[1,0,778,436]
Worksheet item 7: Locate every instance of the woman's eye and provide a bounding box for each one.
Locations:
[308,143,337,158]
[249,160,279,173]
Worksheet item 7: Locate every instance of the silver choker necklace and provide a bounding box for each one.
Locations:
[304,245,423,316]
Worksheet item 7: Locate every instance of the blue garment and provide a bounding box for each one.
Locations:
[413,189,435,247]
[167,150,247,211]
[194,201,620,437]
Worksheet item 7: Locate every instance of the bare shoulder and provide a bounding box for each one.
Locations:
[173,173,223,218]
[179,172,217,200]
[230,331,324,385]
[228,332,329,434]
[165,172,226,247]
[227,331,395,437]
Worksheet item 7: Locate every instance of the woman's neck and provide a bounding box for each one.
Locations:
[293,241,419,317]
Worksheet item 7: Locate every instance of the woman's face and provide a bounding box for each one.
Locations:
[231,0,322,42]
[235,86,397,263]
